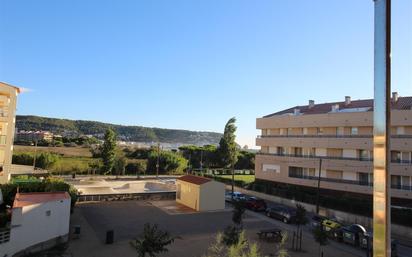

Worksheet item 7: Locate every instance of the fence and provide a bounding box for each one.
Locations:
[77,191,176,202]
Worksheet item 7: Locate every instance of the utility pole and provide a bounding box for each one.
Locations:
[200,148,203,175]
[315,158,322,214]
[33,139,38,169]
[373,1,391,257]
[156,142,160,179]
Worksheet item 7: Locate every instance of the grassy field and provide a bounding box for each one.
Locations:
[220,175,255,184]
[14,145,93,157]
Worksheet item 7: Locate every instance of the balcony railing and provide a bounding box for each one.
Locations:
[288,172,374,187]
[257,152,374,162]
[391,185,412,191]
[257,134,412,139]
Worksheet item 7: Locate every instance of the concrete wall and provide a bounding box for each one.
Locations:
[199,181,225,211]
[1,198,71,256]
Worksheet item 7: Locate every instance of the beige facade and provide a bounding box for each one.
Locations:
[255,95,412,200]
[0,82,20,184]
[176,175,225,211]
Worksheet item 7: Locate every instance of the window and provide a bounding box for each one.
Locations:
[317,127,324,135]
[280,128,286,135]
[358,172,370,186]
[293,147,303,156]
[359,150,369,160]
[277,147,285,155]
[351,127,358,135]
[303,128,308,135]
[391,175,401,189]
[303,168,315,178]
[396,126,405,135]
[391,151,401,163]
[262,164,280,173]
[337,127,344,136]
[289,167,303,178]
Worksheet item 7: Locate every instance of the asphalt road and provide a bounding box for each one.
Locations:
[231,190,412,257]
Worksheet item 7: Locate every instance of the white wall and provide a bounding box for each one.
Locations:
[199,181,225,211]
[1,198,70,256]
[176,180,200,210]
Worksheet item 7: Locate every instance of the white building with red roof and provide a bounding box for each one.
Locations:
[0,192,71,256]
[176,175,225,211]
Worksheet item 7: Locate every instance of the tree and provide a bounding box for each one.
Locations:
[101,128,117,174]
[130,223,175,257]
[312,226,328,257]
[222,200,246,246]
[114,156,127,177]
[293,204,308,251]
[218,117,238,195]
[147,150,188,174]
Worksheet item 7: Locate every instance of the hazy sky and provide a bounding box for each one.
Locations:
[0,0,411,148]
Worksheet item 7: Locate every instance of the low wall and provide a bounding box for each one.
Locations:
[77,191,176,202]
[230,186,412,242]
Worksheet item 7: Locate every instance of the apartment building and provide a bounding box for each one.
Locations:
[0,82,20,184]
[255,93,412,200]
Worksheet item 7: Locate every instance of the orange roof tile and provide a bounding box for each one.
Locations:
[177,175,211,185]
[13,192,70,208]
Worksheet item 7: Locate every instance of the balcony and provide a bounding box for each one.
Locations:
[257,134,412,139]
[256,152,373,162]
[288,172,374,187]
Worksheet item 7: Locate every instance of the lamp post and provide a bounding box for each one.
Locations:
[373,1,391,257]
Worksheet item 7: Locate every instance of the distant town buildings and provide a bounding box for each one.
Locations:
[255,93,412,201]
[15,130,54,143]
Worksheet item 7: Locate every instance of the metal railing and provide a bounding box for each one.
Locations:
[257,152,374,162]
[288,172,374,187]
[257,134,412,139]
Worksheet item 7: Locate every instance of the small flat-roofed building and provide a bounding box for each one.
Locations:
[176,175,225,212]
[0,192,71,256]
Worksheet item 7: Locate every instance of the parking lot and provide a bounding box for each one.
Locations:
[66,200,371,257]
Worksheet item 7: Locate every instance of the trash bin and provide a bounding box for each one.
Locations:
[106,230,114,244]
[74,225,81,235]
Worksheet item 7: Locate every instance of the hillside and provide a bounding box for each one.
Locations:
[15,115,222,145]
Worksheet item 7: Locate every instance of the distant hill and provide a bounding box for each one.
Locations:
[15,115,222,146]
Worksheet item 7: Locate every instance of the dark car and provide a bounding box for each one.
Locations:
[334,224,367,246]
[244,197,267,212]
[266,206,296,223]
[311,215,327,229]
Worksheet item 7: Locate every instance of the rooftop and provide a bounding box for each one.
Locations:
[263,95,412,118]
[177,175,212,185]
[13,192,70,208]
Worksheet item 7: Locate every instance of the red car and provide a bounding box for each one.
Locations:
[244,197,267,212]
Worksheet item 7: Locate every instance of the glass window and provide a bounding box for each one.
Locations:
[317,127,324,135]
[303,128,308,135]
[337,127,344,136]
[351,127,358,135]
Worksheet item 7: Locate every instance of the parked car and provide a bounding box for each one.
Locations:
[322,219,342,233]
[334,224,367,246]
[225,192,246,202]
[311,215,327,229]
[266,206,296,223]
[244,197,267,212]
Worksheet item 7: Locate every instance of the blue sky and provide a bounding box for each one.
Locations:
[0,0,411,148]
